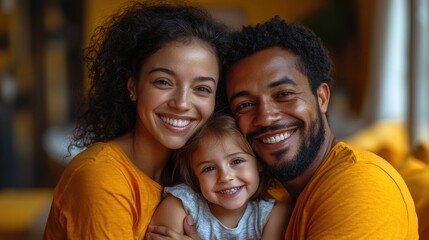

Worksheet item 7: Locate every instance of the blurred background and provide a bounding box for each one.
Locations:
[0,0,428,239]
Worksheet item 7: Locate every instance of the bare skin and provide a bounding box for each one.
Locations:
[226,47,337,203]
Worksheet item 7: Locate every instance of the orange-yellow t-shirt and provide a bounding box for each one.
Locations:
[400,155,429,240]
[285,142,418,239]
[44,142,162,240]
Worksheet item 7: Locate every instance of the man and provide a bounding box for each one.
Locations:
[224,16,418,239]
[147,16,418,239]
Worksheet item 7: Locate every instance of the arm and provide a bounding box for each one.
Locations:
[45,159,146,239]
[148,194,188,235]
[261,200,291,240]
[146,215,200,240]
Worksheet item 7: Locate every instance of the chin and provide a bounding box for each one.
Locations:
[167,142,187,150]
[161,138,187,150]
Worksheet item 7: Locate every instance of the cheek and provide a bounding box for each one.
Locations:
[196,97,216,120]
[198,176,215,197]
[241,166,260,182]
[139,89,162,110]
[294,98,318,118]
[235,116,251,136]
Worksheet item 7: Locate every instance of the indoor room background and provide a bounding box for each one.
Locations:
[0,0,428,239]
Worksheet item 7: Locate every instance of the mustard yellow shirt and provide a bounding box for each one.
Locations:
[285,142,418,239]
[400,155,429,240]
[44,142,162,240]
[342,121,427,238]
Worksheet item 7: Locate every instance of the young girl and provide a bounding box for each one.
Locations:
[149,114,290,239]
[43,1,230,239]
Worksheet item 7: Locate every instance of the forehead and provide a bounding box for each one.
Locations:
[142,39,219,73]
[191,134,247,159]
[226,47,307,96]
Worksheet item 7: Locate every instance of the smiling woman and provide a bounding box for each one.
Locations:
[127,39,219,150]
[42,1,230,239]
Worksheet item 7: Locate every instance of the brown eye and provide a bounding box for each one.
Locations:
[277,90,293,99]
[231,158,245,165]
[235,102,254,113]
[202,166,215,173]
[153,79,172,87]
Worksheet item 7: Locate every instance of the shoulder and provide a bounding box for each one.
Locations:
[252,198,276,211]
[321,142,405,184]
[312,142,411,202]
[54,142,159,201]
[327,141,385,164]
[260,199,290,240]
[304,141,416,217]
[163,184,202,204]
[150,193,188,235]
[292,142,418,238]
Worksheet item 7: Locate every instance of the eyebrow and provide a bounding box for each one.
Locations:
[149,67,217,84]
[268,77,297,88]
[194,152,248,168]
[229,77,297,103]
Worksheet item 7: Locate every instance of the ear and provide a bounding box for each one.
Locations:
[127,76,137,101]
[317,83,330,113]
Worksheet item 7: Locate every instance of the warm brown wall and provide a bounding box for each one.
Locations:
[83,0,373,114]
[83,0,329,46]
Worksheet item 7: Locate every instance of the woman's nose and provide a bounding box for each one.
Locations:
[169,89,191,111]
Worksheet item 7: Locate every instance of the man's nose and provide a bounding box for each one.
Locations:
[253,98,281,126]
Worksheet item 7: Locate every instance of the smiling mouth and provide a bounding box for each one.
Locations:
[160,116,192,127]
[218,186,242,195]
[261,131,293,144]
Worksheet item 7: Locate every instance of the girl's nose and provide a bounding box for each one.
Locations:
[217,168,234,183]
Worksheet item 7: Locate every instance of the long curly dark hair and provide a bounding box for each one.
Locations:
[226,15,333,95]
[71,0,231,150]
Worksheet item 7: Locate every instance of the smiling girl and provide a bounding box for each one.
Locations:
[150,114,289,240]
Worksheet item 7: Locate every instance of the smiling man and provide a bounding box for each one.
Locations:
[225,16,419,239]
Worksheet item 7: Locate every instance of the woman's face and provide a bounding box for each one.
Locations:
[129,39,219,149]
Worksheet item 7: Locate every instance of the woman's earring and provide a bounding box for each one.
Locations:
[130,92,134,100]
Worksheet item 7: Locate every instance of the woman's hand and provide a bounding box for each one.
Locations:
[146,215,199,240]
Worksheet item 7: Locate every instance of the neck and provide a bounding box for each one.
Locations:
[117,131,172,182]
[208,201,248,228]
[282,127,338,203]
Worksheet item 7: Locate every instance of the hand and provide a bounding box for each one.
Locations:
[145,215,199,240]
[183,215,199,240]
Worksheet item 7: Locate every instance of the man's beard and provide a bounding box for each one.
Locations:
[259,108,325,182]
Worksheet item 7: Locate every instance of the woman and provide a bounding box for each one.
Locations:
[43,1,230,239]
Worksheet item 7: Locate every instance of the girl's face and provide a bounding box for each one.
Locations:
[128,40,219,150]
[191,135,261,215]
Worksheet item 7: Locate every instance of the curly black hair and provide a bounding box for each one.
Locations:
[226,15,333,94]
[71,0,231,150]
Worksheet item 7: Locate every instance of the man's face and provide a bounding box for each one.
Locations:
[226,47,328,181]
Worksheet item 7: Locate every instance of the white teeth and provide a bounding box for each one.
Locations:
[262,132,291,144]
[220,187,240,195]
[161,116,190,127]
